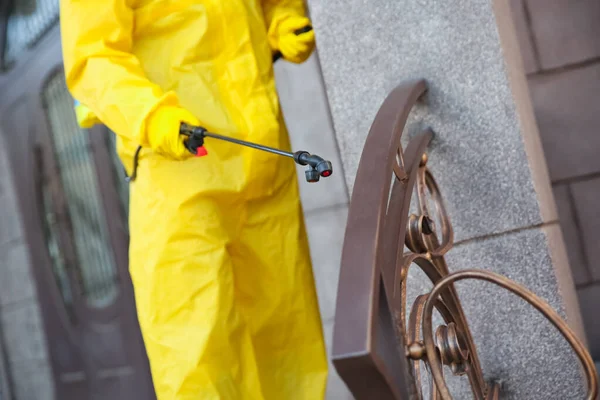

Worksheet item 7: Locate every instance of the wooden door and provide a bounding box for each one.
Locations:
[0,19,156,400]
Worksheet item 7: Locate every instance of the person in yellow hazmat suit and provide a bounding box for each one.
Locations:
[60,1,329,399]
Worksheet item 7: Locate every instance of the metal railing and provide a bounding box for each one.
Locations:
[331,79,598,400]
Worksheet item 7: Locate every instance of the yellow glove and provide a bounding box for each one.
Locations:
[272,16,315,64]
[145,106,200,160]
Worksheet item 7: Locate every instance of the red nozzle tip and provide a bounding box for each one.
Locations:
[196,146,208,157]
[322,170,331,177]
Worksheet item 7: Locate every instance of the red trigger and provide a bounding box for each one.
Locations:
[196,146,208,157]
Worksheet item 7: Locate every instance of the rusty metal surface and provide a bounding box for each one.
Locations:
[332,79,598,399]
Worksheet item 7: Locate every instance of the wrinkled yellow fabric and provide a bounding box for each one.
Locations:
[60,0,328,399]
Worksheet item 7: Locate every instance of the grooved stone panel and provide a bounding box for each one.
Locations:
[570,177,600,282]
[307,0,547,243]
[529,64,600,182]
[552,184,590,286]
[526,0,600,70]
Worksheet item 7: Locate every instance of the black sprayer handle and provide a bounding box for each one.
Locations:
[180,124,208,157]
[179,122,333,183]
[272,25,313,63]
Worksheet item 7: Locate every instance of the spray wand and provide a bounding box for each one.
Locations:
[179,123,333,183]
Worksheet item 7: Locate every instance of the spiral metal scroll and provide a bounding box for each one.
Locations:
[331,79,598,399]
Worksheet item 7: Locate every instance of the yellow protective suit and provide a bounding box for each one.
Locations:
[60,1,328,399]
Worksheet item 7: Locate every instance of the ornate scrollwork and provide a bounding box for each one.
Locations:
[331,79,598,400]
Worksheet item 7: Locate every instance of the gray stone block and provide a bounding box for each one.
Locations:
[275,53,349,213]
[440,227,586,399]
[9,359,55,400]
[304,205,348,323]
[0,301,47,363]
[0,240,35,307]
[307,0,547,243]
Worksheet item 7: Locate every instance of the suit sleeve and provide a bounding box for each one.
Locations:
[60,0,181,146]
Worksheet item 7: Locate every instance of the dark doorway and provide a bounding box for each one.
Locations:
[0,14,156,400]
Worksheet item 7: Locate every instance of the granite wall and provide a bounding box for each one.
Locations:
[305,0,589,398]
[510,0,600,365]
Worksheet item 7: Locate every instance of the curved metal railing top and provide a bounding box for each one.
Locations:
[331,79,597,400]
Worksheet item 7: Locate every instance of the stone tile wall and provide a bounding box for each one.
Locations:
[511,0,600,361]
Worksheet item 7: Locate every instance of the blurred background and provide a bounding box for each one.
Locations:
[0,0,599,399]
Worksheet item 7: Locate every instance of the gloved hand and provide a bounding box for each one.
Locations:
[271,16,315,64]
[145,106,200,160]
